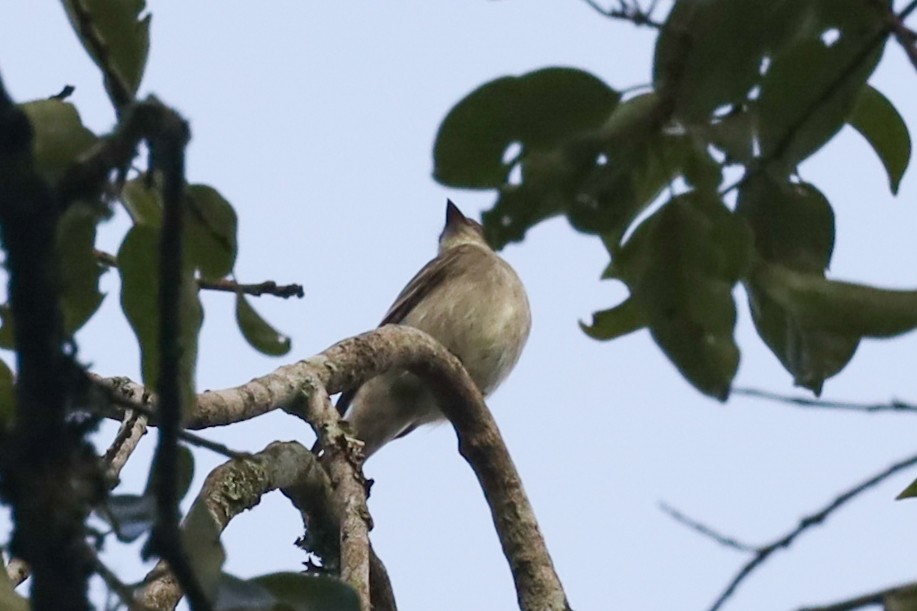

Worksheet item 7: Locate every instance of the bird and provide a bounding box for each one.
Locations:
[338,200,531,459]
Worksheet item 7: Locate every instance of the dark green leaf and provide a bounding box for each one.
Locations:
[64,0,151,99]
[698,110,756,164]
[433,67,619,188]
[215,573,276,610]
[482,183,564,249]
[99,494,156,542]
[757,3,886,167]
[57,201,107,336]
[752,263,917,339]
[654,0,810,122]
[580,297,646,341]
[20,100,97,182]
[0,359,14,430]
[737,173,835,273]
[235,294,291,357]
[0,306,12,350]
[118,225,203,405]
[613,192,753,399]
[849,85,911,194]
[182,502,226,600]
[185,185,239,281]
[144,444,195,502]
[897,476,917,500]
[252,572,360,611]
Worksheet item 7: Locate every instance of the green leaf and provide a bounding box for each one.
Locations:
[121,177,163,226]
[752,263,917,339]
[99,494,156,542]
[580,297,647,341]
[144,444,195,502]
[895,476,917,500]
[849,85,911,194]
[737,173,835,274]
[757,3,887,167]
[0,359,14,430]
[182,502,226,600]
[0,306,12,350]
[0,554,29,611]
[64,0,151,100]
[19,99,97,182]
[653,0,810,122]
[235,294,291,357]
[118,225,203,406]
[215,573,276,610]
[433,67,619,188]
[185,185,238,281]
[252,572,360,611]
[57,201,107,336]
[613,192,753,399]
[698,110,756,164]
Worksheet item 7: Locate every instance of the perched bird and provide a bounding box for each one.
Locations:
[339,200,531,458]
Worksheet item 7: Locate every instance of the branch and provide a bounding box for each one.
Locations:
[733,387,917,414]
[706,450,917,611]
[887,0,917,71]
[136,441,336,609]
[97,325,570,610]
[658,503,756,553]
[96,250,305,300]
[797,580,917,611]
[580,0,663,29]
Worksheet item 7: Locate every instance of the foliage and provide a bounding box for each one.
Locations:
[434,0,914,398]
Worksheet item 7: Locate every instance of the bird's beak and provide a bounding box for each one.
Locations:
[445,199,467,228]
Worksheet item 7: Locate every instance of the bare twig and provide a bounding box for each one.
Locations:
[887,0,917,70]
[658,503,756,553]
[733,387,917,414]
[102,409,149,486]
[580,0,663,29]
[797,579,917,611]
[707,450,917,611]
[95,250,304,300]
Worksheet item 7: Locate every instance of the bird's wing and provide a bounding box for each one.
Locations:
[335,247,466,415]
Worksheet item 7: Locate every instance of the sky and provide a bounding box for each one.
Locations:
[2,2,917,610]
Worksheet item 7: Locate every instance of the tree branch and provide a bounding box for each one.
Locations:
[707,450,917,611]
[886,0,917,71]
[97,324,570,610]
[579,0,663,29]
[732,387,917,415]
[136,441,338,609]
[658,503,756,553]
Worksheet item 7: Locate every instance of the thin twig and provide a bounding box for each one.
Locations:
[95,250,304,299]
[707,450,917,611]
[888,0,917,70]
[658,503,756,553]
[579,0,663,29]
[733,387,917,414]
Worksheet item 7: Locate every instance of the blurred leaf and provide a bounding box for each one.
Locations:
[434,67,619,188]
[654,0,809,122]
[185,184,238,281]
[752,263,917,339]
[896,476,917,500]
[252,572,360,611]
[57,201,107,336]
[64,0,151,99]
[235,294,291,357]
[20,99,97,182]
[0,554,28,611]
[757,3,886,167]
[738,173,855,393]
[144,444,195,502]
[118,225,202,406]
[0,359,14,430]
[698,110,756,164]
[849,85,911,194]
[612,192,753,399]
[182,502,226,600]
[215,573,276,611]
[121,177,163,226]
[737,173,835,274]
[99,493,156,542]
[580,297,646,341]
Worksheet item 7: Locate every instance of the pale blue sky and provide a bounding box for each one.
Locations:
[2,2,917,610]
